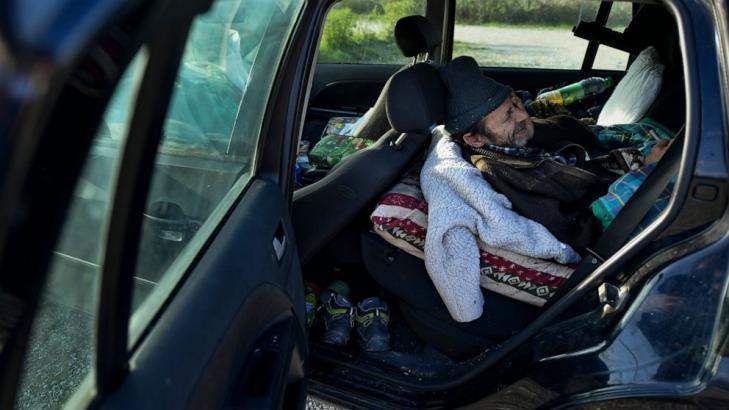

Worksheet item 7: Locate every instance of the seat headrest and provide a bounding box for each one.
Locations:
[386,63,444,134]
[395,16,442,58]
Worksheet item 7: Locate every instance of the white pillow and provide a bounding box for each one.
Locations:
[597,47,665,126]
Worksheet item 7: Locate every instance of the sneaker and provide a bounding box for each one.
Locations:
[319,291,354,346]
[355,297,390,352]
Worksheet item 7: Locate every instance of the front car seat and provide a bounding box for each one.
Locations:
[293,63,444,265]
[352,15,442,140]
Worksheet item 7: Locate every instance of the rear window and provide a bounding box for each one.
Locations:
[453,0,630,70]
[319,0,427,64]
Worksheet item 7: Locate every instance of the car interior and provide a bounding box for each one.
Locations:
[15,0,714,407]
[9,0,726,408]
[292,0,693,404]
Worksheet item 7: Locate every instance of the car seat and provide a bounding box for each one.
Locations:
[359,6,686,361]
[597,4,684,131]
[292,63,444,265]
[300,16,441,184]
[351,15,442,141]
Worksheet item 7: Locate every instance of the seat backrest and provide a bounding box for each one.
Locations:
[293,63,444,265]
[352,16,441,140]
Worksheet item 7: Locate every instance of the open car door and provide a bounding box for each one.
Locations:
[0,0,322,408]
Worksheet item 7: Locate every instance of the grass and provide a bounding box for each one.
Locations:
[318,0,631,68]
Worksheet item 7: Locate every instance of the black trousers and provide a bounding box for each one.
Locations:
[362,233,540,360]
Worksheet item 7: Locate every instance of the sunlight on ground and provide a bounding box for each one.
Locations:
[454,25,629,71]
[307,396,348,409]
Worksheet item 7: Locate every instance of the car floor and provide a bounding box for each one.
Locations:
[304,239,488,391]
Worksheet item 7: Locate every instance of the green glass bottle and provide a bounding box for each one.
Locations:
[536,77,614,106]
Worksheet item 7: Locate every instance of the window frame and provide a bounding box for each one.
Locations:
[94,20,195,396]
[0,1,192,407]
[0,0,314,406]
[97,0,309,398]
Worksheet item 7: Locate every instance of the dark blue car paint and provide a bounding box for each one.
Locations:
[2,0,126,64]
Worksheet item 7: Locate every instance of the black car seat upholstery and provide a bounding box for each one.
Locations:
[623,5,685,132]
[293,63,444,265]
[352,15,441,140]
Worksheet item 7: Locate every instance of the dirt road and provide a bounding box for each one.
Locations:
[454,25,628,70]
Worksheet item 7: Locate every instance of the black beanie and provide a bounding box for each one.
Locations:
[439,56,511,134]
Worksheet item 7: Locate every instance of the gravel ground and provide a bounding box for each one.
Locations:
[454,25,629,70]
[15,300,93,410]
[307,396,348,410]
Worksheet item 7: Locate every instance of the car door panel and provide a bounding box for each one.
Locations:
[102,180,306,409]
[308,63,401,118]
[0,0,313,408]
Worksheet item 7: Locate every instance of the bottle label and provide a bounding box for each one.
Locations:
[537,90,564,105]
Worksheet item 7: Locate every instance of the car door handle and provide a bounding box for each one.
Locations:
[272,222,286,262]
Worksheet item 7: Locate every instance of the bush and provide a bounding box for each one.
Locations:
[318,0,631,64]
[456,0,631,27]
[319,1,420,64]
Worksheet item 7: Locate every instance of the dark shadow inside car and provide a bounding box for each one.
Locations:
[293,1,698,401]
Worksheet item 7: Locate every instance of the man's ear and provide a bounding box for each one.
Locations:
[463,132,486,148]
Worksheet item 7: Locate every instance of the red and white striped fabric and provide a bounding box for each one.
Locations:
[370,166,575,307]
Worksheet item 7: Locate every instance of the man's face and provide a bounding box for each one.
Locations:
[464,93,534,148]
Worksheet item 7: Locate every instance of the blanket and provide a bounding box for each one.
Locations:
[420,131,581,322]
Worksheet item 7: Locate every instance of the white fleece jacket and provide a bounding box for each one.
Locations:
[420,131,581,322]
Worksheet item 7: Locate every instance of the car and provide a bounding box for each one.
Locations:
[0,0,728,408]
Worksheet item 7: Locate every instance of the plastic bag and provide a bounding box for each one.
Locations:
[309,135,374,168]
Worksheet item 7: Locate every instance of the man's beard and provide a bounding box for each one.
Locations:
[511,119,531,147]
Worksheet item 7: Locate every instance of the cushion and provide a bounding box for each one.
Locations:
[371,166,575,307]
[394,15,442,58]
[597,47,664,126]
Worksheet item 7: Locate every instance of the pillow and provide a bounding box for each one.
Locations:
[370,166,575,307]
[597,47,664,126]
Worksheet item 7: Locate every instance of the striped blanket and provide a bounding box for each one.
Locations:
[371,165,575,310]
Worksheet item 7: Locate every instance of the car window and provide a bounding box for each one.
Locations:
[128,0,304,344]
[318,0,426,64]
[453,0,629,70]
[15,51,148,410]
[594,1,632,70]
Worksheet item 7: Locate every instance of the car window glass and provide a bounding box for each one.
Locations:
[606,1,632,33]
[15,51,148,410]
[454,0,603,69]
[318,0,427,64]
[594,44,630,71]
[593,1,631,70]
[128,0,304,345]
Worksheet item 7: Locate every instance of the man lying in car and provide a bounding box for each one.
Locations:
[439,56,674,252]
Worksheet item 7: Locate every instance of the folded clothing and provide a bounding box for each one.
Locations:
[589,119,676,234]
[371,165,575,308]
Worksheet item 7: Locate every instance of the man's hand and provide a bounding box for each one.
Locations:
[645,139,672,164]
